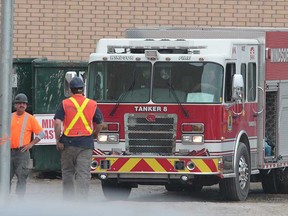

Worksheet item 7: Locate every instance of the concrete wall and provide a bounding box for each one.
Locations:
[2,0,288,60]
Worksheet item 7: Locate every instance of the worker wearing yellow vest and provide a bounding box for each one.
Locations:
[54,76,103,201]
[10,93,45,198]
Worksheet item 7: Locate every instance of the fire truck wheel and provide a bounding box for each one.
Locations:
[219,142,250,201]
[101,180,132,200]
[260,169,278,194]
[276,168,288,194]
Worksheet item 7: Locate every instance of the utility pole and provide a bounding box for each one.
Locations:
[0,0,14,201]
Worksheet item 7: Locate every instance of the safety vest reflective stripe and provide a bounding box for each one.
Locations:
[19,113,28,147]
[64,97,93,135]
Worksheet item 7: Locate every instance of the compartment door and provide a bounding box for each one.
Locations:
[278,81,288,160]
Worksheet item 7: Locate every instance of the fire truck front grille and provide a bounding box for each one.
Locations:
[125,113,177,155]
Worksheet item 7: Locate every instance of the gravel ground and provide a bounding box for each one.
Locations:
[2,172,288,216]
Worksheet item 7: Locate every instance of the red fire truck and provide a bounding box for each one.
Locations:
[82,28,288,201]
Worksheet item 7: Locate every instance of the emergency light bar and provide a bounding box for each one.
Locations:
[130,39,190,49]
[129,39,207,50]
[106,38,207,54]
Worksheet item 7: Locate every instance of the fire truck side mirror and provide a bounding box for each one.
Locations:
[232,74,244,101]
[64,71,77,97]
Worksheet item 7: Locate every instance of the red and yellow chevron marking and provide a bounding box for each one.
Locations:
[91,156,222,174]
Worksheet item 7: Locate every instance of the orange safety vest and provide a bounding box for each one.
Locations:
[10,112,43,148]
[62,95,97,137]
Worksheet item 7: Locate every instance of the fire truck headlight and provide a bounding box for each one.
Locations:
[182,135,193,143]
[98,134,119,144]
[98,134,108,142]
[107,134,119,142]
[182,135,204,144]
[192,135,203,144]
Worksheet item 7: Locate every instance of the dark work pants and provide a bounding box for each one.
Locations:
[10,149,30,198]
[61,146,93,201]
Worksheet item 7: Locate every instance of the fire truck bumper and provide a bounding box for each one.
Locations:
[91,155,223,180]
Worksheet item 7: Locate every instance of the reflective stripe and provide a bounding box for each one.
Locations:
[64,97,93,135]
[19,113,29,147]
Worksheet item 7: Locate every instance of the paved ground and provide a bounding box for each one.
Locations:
[1,173,288,216]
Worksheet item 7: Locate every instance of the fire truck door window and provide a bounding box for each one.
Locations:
[224,63,236,102]
[247,62,257,102]
[241,63,247,101]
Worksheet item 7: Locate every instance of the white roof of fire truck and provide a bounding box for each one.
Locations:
[90,38,259,63]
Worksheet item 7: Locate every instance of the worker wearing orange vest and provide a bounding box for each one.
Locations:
[10,93,45,198]
[54,76,103,201]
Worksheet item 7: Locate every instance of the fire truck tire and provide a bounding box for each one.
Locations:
[101,180,132,200]
[219,142,250,201]
[276,168,288,194]
[260,169,278,194]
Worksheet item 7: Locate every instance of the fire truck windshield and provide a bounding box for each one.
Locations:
[87,61,223,104]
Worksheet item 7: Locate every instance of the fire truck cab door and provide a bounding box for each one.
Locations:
[278,81,288,160]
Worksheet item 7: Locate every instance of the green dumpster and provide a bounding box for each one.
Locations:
[12,58,44,113]
[31,59,88,171]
